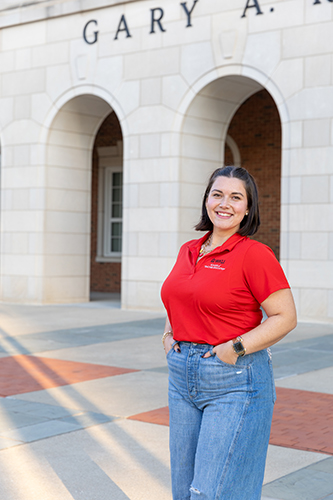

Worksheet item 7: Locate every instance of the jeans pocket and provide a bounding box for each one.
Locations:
[209,350,240,368]
[200,353,251,393]
[166,340,179,359]
[213,353,238,368]
[166,347,174,359]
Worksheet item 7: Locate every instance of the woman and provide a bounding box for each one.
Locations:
[160,166,297,500]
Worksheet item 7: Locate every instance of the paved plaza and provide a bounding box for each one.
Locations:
[0,296,332,500]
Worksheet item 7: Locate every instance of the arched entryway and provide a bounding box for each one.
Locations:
[179,75,282,258]
[225,89,281,257]
[90,112,123,298]
[44,94,123,303]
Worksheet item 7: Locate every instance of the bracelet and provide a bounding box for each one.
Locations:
[162,331,173,345]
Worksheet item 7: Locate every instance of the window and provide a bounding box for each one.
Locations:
[103,167,123,257]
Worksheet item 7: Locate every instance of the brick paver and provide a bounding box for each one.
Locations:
[1,352,332,456]
[129,387,333,455]
[0,355,138,396]
[128,406,169,426]
[270,387,333,455]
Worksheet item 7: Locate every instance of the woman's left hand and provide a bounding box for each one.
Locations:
[202,340,238,365]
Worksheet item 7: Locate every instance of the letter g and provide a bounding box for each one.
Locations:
[83,20,99,44]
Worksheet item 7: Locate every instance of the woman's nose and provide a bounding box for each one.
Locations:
[219,197,228,207]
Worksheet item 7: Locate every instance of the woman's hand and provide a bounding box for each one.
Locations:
[203,340,238,365]
[163,335,180,355]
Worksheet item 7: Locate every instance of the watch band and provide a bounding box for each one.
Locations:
[232,336,246,357]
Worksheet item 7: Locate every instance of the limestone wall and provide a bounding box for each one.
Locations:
[0,0,332,321]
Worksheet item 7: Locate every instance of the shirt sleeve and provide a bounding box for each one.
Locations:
[243,242,290,304]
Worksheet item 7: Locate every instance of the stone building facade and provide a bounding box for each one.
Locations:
[0,0,332,322]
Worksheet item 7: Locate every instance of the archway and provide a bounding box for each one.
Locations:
[44,94,122,303]
[225,89,281,257]
[90,111,123,298]
[179,75,282,257]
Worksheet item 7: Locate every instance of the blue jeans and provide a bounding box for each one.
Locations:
[167,342,276,500]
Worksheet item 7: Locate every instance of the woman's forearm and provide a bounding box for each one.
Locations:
[241,288,297,355]
[163,317,173,335]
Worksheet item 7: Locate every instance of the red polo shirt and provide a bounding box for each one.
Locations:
[161,232,290,345]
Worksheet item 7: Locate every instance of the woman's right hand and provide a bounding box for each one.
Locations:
[164,335,180,355]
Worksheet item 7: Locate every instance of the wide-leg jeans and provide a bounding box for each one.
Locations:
[167,342,276,500]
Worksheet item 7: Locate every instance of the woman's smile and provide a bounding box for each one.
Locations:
[216,211,232,218]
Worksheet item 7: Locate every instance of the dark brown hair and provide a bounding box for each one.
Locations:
[195,166,260,236]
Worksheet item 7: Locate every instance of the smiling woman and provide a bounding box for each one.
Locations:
[160,166,297,500]
[195,165,260,240]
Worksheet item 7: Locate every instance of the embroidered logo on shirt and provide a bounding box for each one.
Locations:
[204,258,226,271]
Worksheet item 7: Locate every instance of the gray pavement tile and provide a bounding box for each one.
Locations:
[262,467,333,500]
[273,355,333,379]
[280,324,333,344]
[0,437,23,449]
[273,334,333,353]
[271,345,332,366]
[1,398,83,419]
[35,335,167,370]
[0,399,118,446]
[305,338,333,352]
[275,366,333,394]
[0,420,168,500]
[272,347,333,379]
[0,419,82,443]
[146,366,169,374]
[310,457,333,474]
[261,497,281,500]
[263,445,330,485]
[59,411,117,428]
[13,371,169,418]
[0,410,49,432]
[0,317,166,355]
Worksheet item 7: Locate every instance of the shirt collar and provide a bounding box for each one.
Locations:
[188,232,246,254]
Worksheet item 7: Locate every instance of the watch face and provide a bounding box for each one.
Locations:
[233,341,244,354]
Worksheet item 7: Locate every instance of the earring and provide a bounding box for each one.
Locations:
[245,211,249,216]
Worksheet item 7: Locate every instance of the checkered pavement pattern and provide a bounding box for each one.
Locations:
[1,354,331,455]
[0,308,332,500]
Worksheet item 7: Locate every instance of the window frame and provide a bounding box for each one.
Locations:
[103,166,123,259]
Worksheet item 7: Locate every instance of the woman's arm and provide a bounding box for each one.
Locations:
[162,317,180,354]
[241,288,297,353]
[204,288,297,364]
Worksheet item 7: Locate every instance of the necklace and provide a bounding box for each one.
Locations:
[198,234,214,259]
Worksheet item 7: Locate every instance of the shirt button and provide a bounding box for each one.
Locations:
[192,343,197,346]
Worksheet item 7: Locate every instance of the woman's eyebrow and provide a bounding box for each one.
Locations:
[211,189,244,197]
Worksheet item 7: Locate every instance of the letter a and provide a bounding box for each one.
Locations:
[241,0,263,17]
[114,14,132,40]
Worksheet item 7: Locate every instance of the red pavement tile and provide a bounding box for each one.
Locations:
[128,406,169,426]
[129,388,333,455]
[0,355,139,396]
[270,387,333,455]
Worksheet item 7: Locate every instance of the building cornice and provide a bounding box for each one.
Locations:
[0,0,142,28]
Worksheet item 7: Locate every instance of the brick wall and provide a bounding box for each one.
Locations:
[224,90,282,258]
[90,112,123,293]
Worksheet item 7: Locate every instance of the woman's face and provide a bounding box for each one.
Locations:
[205,176,248,237]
